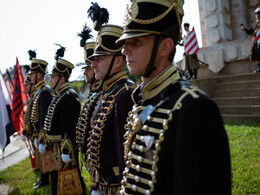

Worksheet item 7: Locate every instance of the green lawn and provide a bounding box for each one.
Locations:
[0,121,259,194]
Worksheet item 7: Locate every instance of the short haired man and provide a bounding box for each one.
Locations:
[76,40,101,175]
[116,0,231,194]
[241,7,260,73]
[29,56,54,189]
[182,22,200,79]
[87,24,136,194]
[43,55,86,194]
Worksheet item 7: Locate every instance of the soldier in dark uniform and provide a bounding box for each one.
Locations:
[85,23,136,194]
[21,74,35,141]
[43,48,86,194]
[241,7,260,73]
[76,24,101,178]
[116,0,231,194]
[28,55,54,189]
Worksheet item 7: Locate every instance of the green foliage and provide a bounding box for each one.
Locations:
[70,80,86,93]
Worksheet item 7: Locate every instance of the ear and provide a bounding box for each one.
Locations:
[114,56,124,68]
[159,38,174,57]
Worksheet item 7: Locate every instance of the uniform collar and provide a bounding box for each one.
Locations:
[35,80,45,91]
[136,65,179,101]
[102,70,127,92]
[55,82,70,94]
[90,80,101,92]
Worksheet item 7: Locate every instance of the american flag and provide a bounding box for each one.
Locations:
[256,29,260,46]
[184,27,200,55]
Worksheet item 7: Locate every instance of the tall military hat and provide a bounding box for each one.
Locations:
[28,50,48,74]
[116,0,184,45]
[87,2,124,59]
[83,42,95,67]
[77,23,94,68]
[50,44,74,79]
[88,24,124,60]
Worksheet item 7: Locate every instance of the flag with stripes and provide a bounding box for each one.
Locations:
[184,27,200,55]
[256,29,260,46]
[11,57,28,135]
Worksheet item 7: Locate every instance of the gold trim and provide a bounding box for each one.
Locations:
[127,1,176,25]
[46,134,62,142]
[142,65,179,100]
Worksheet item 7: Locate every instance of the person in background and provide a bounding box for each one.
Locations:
[75,24,101,182]
[87,23,135,195]
[182,22,200,79]
[116,0,231,194]
[28,50,54,189]
[241,7,260,73]
[44,47,86,195]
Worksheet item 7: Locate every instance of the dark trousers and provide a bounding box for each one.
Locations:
[41,172,49,183]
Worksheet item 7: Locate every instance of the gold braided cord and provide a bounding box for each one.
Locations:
[97,36,124,53]
[127,1,181,31]
[54,63,70,76]
[31,63,46,73]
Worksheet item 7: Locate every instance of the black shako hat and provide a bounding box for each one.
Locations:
[30,59,48,74]
[116,0,184,45]
[50,44,74,79]
[28,50,48,74]
[50,58,74,78]
[89,24,124,60]
[83,42,95,68]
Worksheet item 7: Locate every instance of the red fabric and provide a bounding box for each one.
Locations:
[184,27,200,55]
[11,57,28,135]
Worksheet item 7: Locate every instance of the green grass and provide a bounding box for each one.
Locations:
[0,121,259,194]
[225,121,260,195]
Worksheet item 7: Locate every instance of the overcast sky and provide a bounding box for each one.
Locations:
[0,0,201,80]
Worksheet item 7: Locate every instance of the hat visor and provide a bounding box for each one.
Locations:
[116,32,153,46]
[88,52,114,61]
[81,64,92,69]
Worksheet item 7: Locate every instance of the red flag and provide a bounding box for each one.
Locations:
[11,57,28,135]
[184,27,200,55]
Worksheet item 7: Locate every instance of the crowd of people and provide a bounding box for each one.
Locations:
[21,0,232,194]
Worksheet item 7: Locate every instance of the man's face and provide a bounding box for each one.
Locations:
[122,35,154,77]
[29,72,36,84]
[83,66,95,83]
[91,55,113,80]
[24,84,30,94]
[50,75,60,89]
[184,25,190,32]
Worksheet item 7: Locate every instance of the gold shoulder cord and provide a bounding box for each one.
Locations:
[23,98,34,135]
[31,93,40,132]
[122,86,202,194]
[76,93,100,146]
[44,92,68,133]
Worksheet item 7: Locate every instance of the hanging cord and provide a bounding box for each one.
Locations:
[53,75,62,90]
[142,36,161,77]
[99,55,116,88]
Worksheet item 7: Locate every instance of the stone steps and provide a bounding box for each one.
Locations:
[192,72,260,122]
[213,96,260,106]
